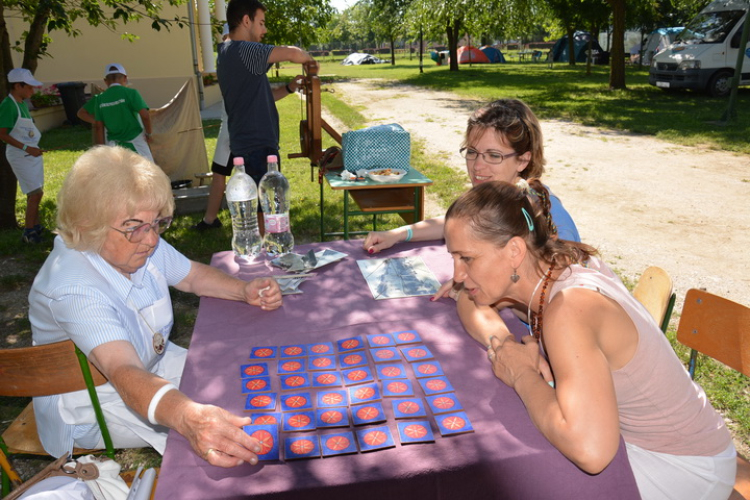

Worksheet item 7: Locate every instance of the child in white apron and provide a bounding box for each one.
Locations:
[0,68,45,243]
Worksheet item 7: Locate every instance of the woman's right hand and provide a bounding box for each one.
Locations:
[363,230,402,254]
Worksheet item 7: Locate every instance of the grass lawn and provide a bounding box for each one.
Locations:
[1,57,748,473]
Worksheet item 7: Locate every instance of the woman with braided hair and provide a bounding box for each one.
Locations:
[445,180,736,499]
[362,98,579,254]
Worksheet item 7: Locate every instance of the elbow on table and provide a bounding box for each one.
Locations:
[568,444,618,475]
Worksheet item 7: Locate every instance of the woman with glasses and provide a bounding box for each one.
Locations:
[363,98,579,254]
[29,146,282,468]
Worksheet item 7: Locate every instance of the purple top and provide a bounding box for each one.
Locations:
[154,240,640,500]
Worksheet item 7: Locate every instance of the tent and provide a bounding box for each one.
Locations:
[480,45,506,63]
[551,31,607,63]
[341,53,386,65]
[456,46,490,64]
[642,27,684,65]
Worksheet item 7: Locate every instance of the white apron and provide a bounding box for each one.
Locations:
[5,97,43,194]
[58,263,185,454]
[106,132,153,163]
[212,106,230,167]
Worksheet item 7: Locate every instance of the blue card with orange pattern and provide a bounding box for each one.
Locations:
[242,424,279,461]
[250,412,281,425]
[240,362,269,379]
[397,420,434,444]
[356,425,395,452]
[392,397,428,419]
[435,411,474,436]
[277,358,306,374]
[279,373,311,391]
[249,346,277,359]
[316,389,348,408]
[284,435,320,460]
[241,376,272,394]
[337,336,364,352]
[348,382,381,404]
[341,366,374,386]
[366,333,395,348]
[282,411,316,432]
[400,345,434,362]
[418,376,454,395]
[279,344,307,358]
[244,393,277,411]
[315,407,350,428]
[311,371,342,388]
[375,362,408,380]
[381,379,415,397]
[391,330,422,345]
[338,352,367,368]
[320,431,358,457]
[426,393,463,414]
[307,355,337,371]
[307,341,335,356]
[369,347,401,363]
[280,392,314,412]
[351,402,386,426]
[412,360,444,378]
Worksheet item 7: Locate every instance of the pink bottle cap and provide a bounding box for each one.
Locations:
[267,155,278,162]
[233,157,244,166]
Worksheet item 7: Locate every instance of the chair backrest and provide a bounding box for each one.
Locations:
[676,288,750,379]
[633,266,676,333]
[0,340,107,397]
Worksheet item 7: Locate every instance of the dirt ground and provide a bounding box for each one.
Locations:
[327,79,750,312]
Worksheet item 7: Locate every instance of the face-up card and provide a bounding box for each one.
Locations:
[311,371,342,388]
[280,373,311,391]
[337,336,364,352]
[351,402,386,426]
[280,392,313,412]
[435,411,474,436]
[245,393,277,411]
[307,355,337,371]
[382,379,415,397]
[320,431,358,457]
[240,362,269,378]
[251,412,281,425]
[241,376,272,394]
[392,398,428,419]
[366,333,395,348]
[242,424,279,460]
[392,330,422,345]
[284,435,320,460]
[342,366,374,386]
[282,411,316,432]
[316,390,348,408]
[338,352,367,368]
[249,346,277,359]
[370,347,401,363]
[355,425,395,452]
[277,358,306,374]
[426,393,463,414]
[375,363,408,380]
[307,342,335,355]
[400,345,435,362]
[418,376,454,395]
[280,344,307,358]
[397,420,435,444]
[315,408,350,428]
[412,360,445,378]
[348,382,381,404]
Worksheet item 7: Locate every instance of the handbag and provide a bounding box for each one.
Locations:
[341,123,411,173]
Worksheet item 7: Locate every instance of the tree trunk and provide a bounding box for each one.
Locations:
[23,5,51,73]
[566,27,575,66]
[390,36,395,65]
[446,19,460,72]
[608,0,626,89]
[0,5,18,229]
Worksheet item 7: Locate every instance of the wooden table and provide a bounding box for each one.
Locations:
[320,169,433,241]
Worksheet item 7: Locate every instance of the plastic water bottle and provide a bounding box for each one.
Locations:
[259,155,294,255]
[225,157,262,258]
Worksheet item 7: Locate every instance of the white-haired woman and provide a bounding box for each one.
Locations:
[29,146,282,468]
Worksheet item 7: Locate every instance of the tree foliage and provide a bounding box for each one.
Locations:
[263,0,334,47]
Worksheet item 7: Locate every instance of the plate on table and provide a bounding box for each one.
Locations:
[367,168,407,183]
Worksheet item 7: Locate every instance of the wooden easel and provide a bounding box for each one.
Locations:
[288,65,342,181]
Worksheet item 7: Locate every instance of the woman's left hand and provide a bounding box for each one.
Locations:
[244,278,283,311]
[432,279,459,301]
[488,334,553,388]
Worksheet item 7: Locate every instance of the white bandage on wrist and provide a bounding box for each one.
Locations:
[147,383,178,425]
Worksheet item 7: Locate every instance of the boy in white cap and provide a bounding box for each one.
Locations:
[93,63,154,161]
[0,68,45,243]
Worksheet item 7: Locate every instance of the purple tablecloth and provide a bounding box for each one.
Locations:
[154,240,640,500]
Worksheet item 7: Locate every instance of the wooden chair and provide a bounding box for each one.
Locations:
[0,340,114,497]
[633,266,676,333]
[676,288,750,500]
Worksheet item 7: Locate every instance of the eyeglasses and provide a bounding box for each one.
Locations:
[110,217,172,243]
[459,147,520,165]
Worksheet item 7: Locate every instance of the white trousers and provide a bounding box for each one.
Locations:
[626,441,737,500]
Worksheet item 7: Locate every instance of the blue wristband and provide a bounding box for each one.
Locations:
[404,226,413,242]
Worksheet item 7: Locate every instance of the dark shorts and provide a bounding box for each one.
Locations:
[212,147,281,187]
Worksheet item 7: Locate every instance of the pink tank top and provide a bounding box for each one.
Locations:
[548,258,731,456]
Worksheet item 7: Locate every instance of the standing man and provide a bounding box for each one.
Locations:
[192,0,316,231]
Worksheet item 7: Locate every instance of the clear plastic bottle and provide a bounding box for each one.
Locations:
[259,155,294,255]
[225,157,262,258]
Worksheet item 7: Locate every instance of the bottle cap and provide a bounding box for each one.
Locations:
[233,157,244,166]
[267,155,278,163]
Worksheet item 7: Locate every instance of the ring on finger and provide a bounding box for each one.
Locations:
[203,448,216,458]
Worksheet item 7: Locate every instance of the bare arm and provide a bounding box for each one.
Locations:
[94,121,105,145]
[363,216,446,254]
[77,107,95,125]
[138,109,152,142]
[0,127,42,157]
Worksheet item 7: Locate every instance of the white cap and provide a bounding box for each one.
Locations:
[7,68,42,87]
[104,63,127,77]
[222,23,230,37]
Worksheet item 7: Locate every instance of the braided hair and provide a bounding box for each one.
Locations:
[445,179,596,269]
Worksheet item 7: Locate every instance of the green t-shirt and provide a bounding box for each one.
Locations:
[93,85,149,142]
[0,95,31,130]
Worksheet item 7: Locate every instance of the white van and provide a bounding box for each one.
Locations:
[649,0,749,97]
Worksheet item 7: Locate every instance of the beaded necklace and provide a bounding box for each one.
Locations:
[529,264,555,341]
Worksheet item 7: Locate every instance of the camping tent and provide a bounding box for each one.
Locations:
[341,53,386,65]
[642,27,684,65]
[480,46,506,63]
[551,31,607,63]
[457,46,490,64]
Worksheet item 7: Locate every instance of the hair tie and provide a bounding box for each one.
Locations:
[521,207,535,232]
[515,178,530,193]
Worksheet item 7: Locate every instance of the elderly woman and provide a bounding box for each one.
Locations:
[362,98,579,254]
[445,180,736,499]
[29,146,282,468]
